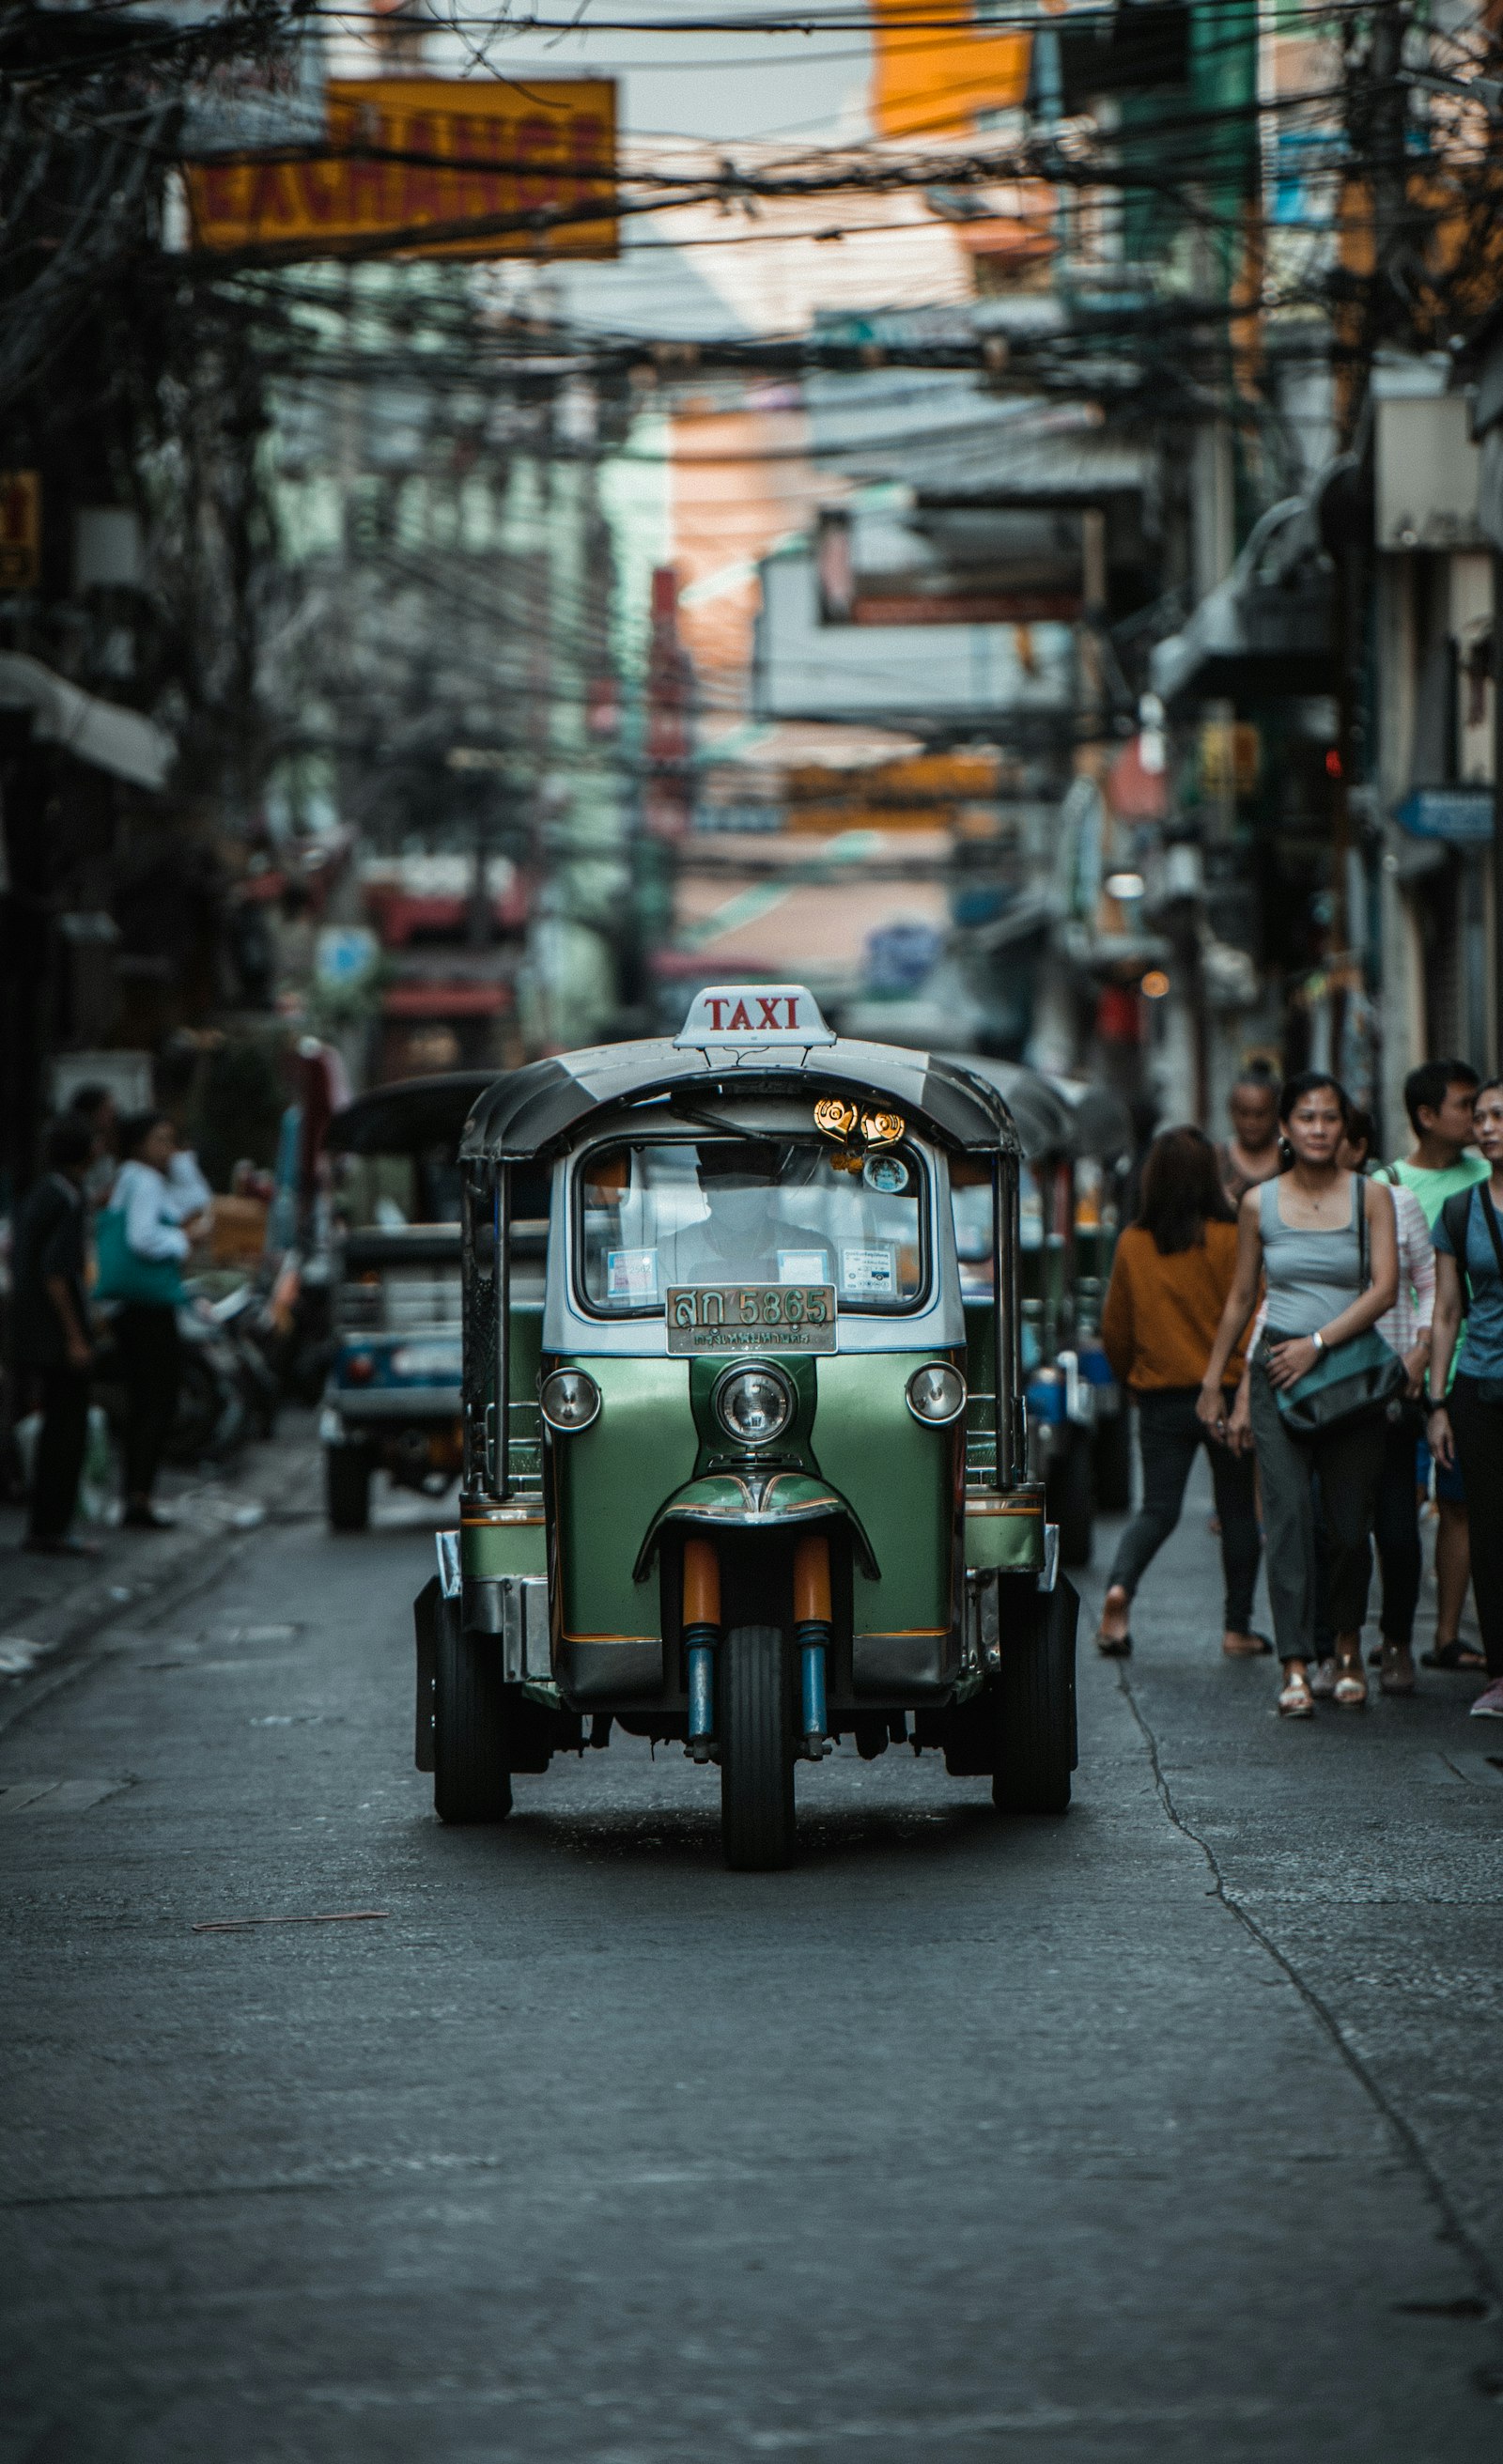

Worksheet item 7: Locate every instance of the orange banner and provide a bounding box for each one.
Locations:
[185,78,617,259]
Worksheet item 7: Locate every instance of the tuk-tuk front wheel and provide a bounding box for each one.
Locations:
[434,1596,514,1824]
[720,1624,797,1871]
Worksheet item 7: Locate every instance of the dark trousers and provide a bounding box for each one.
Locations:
[1248,1360,1386,1664]
[1107,1386,1261,1634]
[114,1303,180,1503]
[1314,1407,1425,1655]
[26,1365,90,1541]
[1448,1376,1503,1679]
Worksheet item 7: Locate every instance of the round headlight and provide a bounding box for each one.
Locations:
[539,1369,601,1433]
[906,1362,967,1426]
[713,1363,795,1449]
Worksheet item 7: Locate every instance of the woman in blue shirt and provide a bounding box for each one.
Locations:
[1428,1077,1503,1718]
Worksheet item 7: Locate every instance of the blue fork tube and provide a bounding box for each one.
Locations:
[687,1631,716,1741]
[797,1623,829,1746]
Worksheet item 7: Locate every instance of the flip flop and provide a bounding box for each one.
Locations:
[1420,1640,1487,1673]
[1095,1632,1133,1657]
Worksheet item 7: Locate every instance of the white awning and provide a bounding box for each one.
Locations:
[0,653,175,790]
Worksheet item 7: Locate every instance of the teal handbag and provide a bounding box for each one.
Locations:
[1266,1182,1406,1435]
[94,1205,186,1308]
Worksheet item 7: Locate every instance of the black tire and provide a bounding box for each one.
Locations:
[1048,1426,1094,1568]
[1093,1405,1132,1513]
[325,1446,371,1533]
[993,1576,1078,1816]
[720,1623,797,1872]
[433,1594,513,1824]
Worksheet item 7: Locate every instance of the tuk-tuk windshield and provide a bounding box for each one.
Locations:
[577,1139,926,1314]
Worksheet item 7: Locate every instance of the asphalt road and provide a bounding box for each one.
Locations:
[3,1443,1502,2464]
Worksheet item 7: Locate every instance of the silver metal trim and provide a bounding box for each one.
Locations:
[1037,1523,1061,1593]
[711,1359,795,1448]
[463,1573,550,1681]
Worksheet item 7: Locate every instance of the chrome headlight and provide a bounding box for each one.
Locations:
[713,1363,795,1449]
[539,1369,601,1433]
[906,1362,967,1426]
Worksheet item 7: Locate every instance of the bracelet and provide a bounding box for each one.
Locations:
[1311,1329,1325,1353]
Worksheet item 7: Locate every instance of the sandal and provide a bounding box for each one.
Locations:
[1333,1655,1368,1709]
[1379,1642,1417,1697]
[1420,1640,1487,1673]
[1222,1632,1274,1657]
[1278,1671,1315,1718]
[1095,1631,1133,1657]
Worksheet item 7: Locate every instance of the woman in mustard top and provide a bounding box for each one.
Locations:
[1096,1127,1263,1658]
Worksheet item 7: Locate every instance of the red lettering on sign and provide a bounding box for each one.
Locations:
[784,996,799,1027]
[756,996,782,1029]
[705,998,727,1028]
[726,999,753,1031]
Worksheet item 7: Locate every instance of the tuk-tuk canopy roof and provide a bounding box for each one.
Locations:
[460,1036,1020,1163]
[330,1070,499,1157]
[951,1058,1134,1167]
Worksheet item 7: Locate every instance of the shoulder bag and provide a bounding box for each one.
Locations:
[1266,1177,1407,1436]
[93,1204,186,1309]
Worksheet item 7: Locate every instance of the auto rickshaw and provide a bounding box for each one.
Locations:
[322,1071,499,1531]
[413,986,1078,1870]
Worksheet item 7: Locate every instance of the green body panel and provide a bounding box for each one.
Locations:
[506,1304,544,1491]
[811,1351,957,1640]
[553,1356,697,1635]
[462,1518,546,1579]
[964,1505,1044,1573]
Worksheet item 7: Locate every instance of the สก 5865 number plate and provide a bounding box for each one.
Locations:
[666,1284,837,1355]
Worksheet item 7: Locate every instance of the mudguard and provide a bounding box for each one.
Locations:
[633,1470,880,1583]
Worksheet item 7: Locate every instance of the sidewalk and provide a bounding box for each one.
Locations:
[0,1412,321,1734]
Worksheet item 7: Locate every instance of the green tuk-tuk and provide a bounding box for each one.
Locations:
[413,984,1078,1869]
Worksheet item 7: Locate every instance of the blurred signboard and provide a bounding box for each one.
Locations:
[1393,786,1495,845]
[0,472,40,590]
[185,78,617,259]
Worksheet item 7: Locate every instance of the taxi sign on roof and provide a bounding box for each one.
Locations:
[674,984,835,1048]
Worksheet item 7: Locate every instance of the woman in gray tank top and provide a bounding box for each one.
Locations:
[1199,1071,1399,1716]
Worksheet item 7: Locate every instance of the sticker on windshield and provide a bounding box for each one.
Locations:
[607,1247,659,1302]
[862,1154,909,1196]
[842,1245,895,1298]
[779,1248,829,1283]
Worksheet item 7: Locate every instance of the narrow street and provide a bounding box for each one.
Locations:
[3,1438,1500,2463]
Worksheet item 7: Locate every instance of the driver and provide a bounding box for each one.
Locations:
[669,1142,831,1288]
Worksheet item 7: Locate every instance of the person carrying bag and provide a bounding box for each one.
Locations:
[1199,1072,1399,1717]
[95,1112,200,1529]
[1427,1077,1503,1719]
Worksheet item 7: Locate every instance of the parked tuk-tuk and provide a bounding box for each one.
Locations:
[413,985,1078,1870]
[321,1072,498,1532]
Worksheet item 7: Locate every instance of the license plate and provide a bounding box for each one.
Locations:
[665,1284,837,1355]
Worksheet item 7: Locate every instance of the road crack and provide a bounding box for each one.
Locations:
[1115,1661,1503,2364]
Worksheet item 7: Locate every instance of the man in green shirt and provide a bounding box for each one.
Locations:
[1388,1060,1486,1670]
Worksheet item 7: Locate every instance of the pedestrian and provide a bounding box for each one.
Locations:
[65,1082,119,1207]
[97,1111,203,1530]
[1295,1109,1433,1698]
[1200,1072,1399,1716]
[1387,1059,1487,1673]
[1094,1126,1264,1658]
[1426,1078,1503,1720]
[10,1117,99,1557]
[1216,1062,1282,1206]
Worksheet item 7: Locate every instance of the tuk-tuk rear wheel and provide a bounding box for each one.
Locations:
[993,1576,1078,1817]
[433,1596,514,1824]
[720,1624,797,1871]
